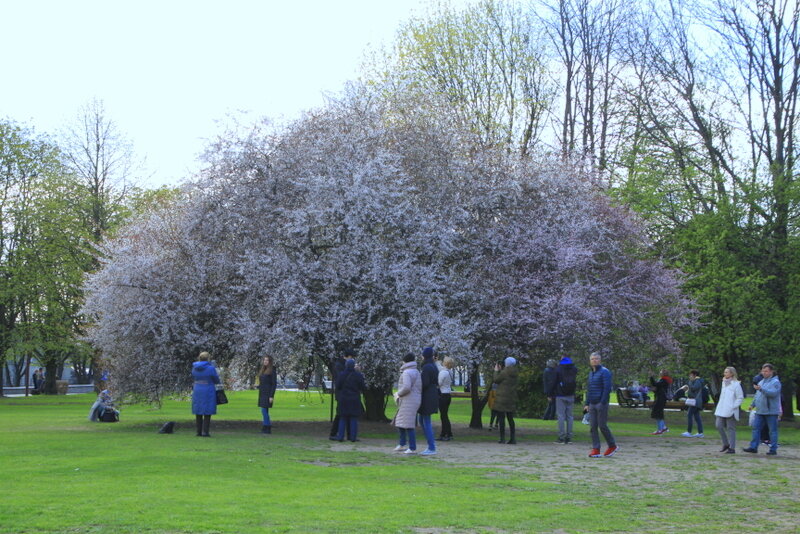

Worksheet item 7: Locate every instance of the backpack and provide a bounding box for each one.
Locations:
[559,366,578,395]
[701,382,711,407]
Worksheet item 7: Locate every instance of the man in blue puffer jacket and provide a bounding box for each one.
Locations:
[583,352,618,458]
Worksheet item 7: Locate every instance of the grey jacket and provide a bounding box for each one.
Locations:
[752,375,782,415]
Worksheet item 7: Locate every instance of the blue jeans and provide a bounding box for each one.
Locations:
[398,428,417,450]
[419,414,435,451]
[749,414,778,452]
[336,416,358,441]
[657,419,666,431]
[261,407,271,426]
[687,406,703,434]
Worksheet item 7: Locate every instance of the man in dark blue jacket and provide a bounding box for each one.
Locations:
[582,352,618,458]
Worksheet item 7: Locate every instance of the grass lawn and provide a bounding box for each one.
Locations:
[1,390,798,533]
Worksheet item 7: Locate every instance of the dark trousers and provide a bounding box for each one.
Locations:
[330,414,352,440]
[498,411,515,441]
[438,393,452,438]
[336,416,358,441]
[543,399,556,420]
[195,414,211,436]
[687,406,704,434]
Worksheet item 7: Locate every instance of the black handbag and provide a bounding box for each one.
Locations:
[215,388,228,405]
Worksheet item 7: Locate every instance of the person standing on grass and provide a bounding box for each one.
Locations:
[192,351,220,437]
[548,355,577,444]
[583,352,618,457]
[743,363,782,456]
[331,358,365,442]
[393,353,421,454]
[714,366,743,453]
[257,355,277,434]
[329,348,355,439]
[437,356,455,442]
[649,370,673,435]
[493,357,519,445]
[680,370,705,438]
[417,347,440,456]
[542,359,558,420]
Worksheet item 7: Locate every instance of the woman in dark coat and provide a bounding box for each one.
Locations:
[493,357,519,444]
[417,347,440,455]
[192,352,221,437]
[649,370,672,435]
[332,359,365,442]
[258,355,277,434]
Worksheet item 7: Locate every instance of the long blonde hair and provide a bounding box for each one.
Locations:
[724,366,738,380]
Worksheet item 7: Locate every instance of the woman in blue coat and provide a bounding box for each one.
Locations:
[257,355,277,434]
[331,359,365,442]
[418,347,440,455]
[192,352,221,437]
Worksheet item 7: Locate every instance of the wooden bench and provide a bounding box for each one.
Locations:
[616,387,647,408]
[645,400,715,411]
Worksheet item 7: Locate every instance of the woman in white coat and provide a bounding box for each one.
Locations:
[393,353,422,454]
[714,366,744,454]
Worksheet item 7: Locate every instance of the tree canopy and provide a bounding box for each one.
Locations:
[83,89,693,417]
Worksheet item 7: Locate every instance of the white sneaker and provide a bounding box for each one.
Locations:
[681,432,693,437]
[692,433,704,438]
[420,449,437,456]
[393,445,406,452]
[403,449,417,455]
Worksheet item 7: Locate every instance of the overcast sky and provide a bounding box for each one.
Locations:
[1,0,453,188]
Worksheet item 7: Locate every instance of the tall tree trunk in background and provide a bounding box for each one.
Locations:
[362,387,389,422]
[469,367,485,428]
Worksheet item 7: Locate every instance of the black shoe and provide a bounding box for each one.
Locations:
[329,436,342,442]
[349,438,360,442]
[766,451,777,456]
[725,449,735,454]
[498,439,506,444]
[743,447,757,453]
[436,437,446,441]
[719,445,729,452]
[201,433,210,437]
[507,439,517,445]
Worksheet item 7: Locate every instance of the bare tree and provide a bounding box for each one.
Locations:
[61,98,134,242]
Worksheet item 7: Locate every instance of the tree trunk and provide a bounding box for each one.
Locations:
[469,368,485,428]
[780,377,795,421]
[43,362,59,395]
[363,386,389,422]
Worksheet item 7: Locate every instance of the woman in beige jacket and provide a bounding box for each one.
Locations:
[393,353,422,454]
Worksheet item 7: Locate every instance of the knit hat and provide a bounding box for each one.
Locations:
[422,347,435,360]
[559,356,573,365]
[343,348,356,358]
[504,357,517,367]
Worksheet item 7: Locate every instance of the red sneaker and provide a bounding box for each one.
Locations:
[588,448,602,458]
[651,430,662,435]
[603,445,619,457]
